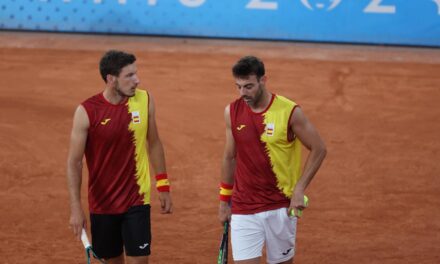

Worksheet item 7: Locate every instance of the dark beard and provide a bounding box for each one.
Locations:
[247,83,264,107]
[115,82,136,97]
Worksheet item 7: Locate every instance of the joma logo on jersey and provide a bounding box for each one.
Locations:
[100,118,111,125]
[265,123,275,136]
[131,111,141,124]
[237,124,246,131]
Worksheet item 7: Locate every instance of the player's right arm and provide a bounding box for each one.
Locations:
[219,105,235,224]
[66,105,89,241]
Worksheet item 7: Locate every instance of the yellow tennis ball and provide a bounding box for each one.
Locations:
[290,195,309,217]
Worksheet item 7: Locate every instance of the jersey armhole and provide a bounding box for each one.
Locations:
[287,105,300,142]
[229,102,238,141]
[80,103,94,131]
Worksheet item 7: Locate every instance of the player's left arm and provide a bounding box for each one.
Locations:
[147,94,172,214]
[289,106,327,211]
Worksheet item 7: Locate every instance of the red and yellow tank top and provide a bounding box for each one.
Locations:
[230,94,302,214]
[82,89,151,214]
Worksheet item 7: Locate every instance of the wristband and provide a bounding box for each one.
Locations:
[155,173,170,192]
[219,182,233,202]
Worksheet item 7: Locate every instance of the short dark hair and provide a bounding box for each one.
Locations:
[232,56,265,79]
[99,50,136,82]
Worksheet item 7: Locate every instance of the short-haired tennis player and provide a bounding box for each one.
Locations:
[67,50,172,264]
[218,56,326,264]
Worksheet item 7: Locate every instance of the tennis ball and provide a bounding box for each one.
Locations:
[290,195,309,217]
[304,195,309,206]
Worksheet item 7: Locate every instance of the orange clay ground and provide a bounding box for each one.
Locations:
[0,32,439,264]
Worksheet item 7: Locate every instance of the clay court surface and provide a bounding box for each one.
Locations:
[0,31,439,263]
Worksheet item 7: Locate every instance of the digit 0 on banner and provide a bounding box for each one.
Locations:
[1,0,439,46]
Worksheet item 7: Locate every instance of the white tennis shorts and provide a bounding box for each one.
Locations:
[231,207,297,263]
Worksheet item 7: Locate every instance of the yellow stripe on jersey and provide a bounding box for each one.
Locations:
[261,95,302,198]
[128,90,151,204]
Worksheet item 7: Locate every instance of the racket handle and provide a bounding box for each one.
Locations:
[81,228,91,249]
[223,221,229,231]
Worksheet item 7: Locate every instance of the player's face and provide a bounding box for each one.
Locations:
[115,63,139,97]
[235,74,266,107]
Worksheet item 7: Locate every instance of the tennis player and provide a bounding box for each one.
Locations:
[67,50,172,264]
[218,56,326,264]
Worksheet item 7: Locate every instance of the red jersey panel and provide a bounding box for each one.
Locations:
[82,90,150,214]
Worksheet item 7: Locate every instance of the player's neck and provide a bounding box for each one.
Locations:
[249,90,272,113]
[103,88,127,105]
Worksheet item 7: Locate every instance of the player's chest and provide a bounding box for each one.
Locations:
[234,112,287,144]
[91,107,147,138]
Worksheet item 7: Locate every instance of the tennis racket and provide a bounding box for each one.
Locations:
[217,221,229,264]
[81,228,106,264]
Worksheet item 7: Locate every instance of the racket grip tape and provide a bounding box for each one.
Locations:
[81,228,91,249]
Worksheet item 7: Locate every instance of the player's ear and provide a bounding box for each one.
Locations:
[106,74,115,84]
[260,75,267,84]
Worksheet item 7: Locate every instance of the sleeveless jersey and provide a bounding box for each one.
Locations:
[82,89,151,214]
[230,94,302,214]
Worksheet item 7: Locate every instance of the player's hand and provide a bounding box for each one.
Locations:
[218,201,231,224]
[159,192,173,214]
[289,191,307,217]
[69,205,86,241]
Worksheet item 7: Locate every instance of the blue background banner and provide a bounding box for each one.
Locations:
[1,0,439,47]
